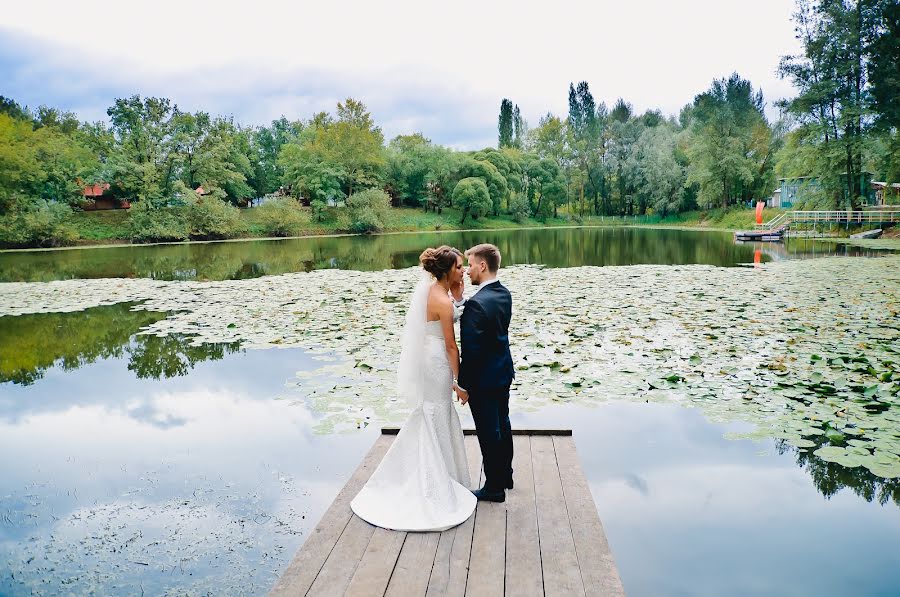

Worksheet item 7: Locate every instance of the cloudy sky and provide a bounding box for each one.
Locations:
[1,0,802,149]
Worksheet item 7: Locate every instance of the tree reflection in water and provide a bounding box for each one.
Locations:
[2,227,891,283]
[0,302,242,385]
[776,438,900,507]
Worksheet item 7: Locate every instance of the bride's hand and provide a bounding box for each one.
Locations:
[454,383,469,405]
[449,279,464,302]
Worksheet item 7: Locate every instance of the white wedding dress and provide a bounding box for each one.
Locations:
[350,275,476,532]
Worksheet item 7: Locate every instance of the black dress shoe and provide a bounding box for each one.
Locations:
[472,487,506,503]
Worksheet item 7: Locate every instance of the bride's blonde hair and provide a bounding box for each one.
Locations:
[419,246,462,280]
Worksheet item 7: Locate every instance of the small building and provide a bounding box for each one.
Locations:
[871,181,900,206]
[773,173,876,208]
[80,182,130,210]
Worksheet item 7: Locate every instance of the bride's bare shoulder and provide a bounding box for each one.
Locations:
[427,286,452,309]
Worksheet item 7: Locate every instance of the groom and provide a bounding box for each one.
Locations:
[451,243,514,503]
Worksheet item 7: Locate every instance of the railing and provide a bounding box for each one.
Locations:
[757,209,900,230]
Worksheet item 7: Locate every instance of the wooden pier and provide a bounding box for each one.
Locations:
[271,429,625,596]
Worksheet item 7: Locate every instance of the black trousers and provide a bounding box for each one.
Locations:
[469,387,513,492]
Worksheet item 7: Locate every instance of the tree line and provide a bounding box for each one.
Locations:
[0,0,896,244]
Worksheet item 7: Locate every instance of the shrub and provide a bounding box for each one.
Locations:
[254,198,310,237]
[128,200,189,243]
[0,198,78,248]
[345,188,391,233]
[187,196,245,240]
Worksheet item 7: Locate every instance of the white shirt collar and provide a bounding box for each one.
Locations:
[473,277,499,295]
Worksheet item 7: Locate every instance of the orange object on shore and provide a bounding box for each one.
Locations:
[755,201,765,225]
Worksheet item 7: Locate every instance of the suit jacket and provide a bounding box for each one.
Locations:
[458,281,514,394]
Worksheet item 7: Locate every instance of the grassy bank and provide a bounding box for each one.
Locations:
[4,205,786,249]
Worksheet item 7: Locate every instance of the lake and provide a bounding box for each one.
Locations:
[1,227,898,596]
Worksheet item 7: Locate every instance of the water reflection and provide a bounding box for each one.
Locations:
[0,303,241,386]
[1,227,890,282]
[0,344,375,595]
[1,344,898,595]
[775,438,900,507]
[515,403,900,597]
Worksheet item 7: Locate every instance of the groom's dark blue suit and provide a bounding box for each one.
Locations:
[459,280,515,493]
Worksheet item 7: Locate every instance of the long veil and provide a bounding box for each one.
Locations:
[397,271,433,408]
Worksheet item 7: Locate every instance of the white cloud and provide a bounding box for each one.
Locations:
[0,0,801,148]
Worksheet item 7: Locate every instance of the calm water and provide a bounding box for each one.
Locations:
[1,228,898,596]
[0,226,889,282]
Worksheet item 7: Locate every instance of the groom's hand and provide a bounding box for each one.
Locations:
[454,384,469,405]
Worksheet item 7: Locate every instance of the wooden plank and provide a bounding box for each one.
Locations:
[426,527,459,597]
[430,436,482,597]
[504,436,543,597]
[346,527,406,597]
[306,514,376,595]
[531,436,586,597]
[270,434,393,596]
[382,427,572,436]
[385,532,442,597]
[553,436,626,597]
[466,445,505,597]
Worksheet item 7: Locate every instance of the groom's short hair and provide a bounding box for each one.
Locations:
[465,244,501,272]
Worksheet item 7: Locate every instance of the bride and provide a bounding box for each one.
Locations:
[350,246,477,531]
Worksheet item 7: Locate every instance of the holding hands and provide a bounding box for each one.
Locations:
[453,380,469,405]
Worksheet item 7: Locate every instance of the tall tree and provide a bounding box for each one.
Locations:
[779,0,875,208]
[567,82,606,215]
[498,99,514,148]
[686,73,772,210]
[512,104,524,149]
[106,95,178,203]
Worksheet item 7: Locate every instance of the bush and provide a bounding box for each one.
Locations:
[0,199,78,248]
[345,188,391,233]
[509,193,531,224]
[187,196,245,240]
[128,200,189,243]
[453,178,492,223]
[254,198,310,237]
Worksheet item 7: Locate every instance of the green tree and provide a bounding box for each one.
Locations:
[385,133,450,207]
[279,99,384,198]
[530,113,573,212]
[279,143,347,203]
[106,95,177,203]
[686,73,772,210]
[498,99,514,148]
[628,124,687,215]
[567,82,607,215]
[513,104,525,149]
[522,154,566,218]
[457,156,507,215]
[778,0,874,208]
[249,116,303,197]
[453,177,492,223]
[0,96,31,121]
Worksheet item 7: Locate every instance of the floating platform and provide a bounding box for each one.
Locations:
[271,429,625,596]
[849,228,883,239]
[734,226,787,242]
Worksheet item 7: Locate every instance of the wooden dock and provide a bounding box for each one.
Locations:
[271,429,625,596]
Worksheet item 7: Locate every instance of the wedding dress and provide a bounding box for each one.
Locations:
[350,274,476,532]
